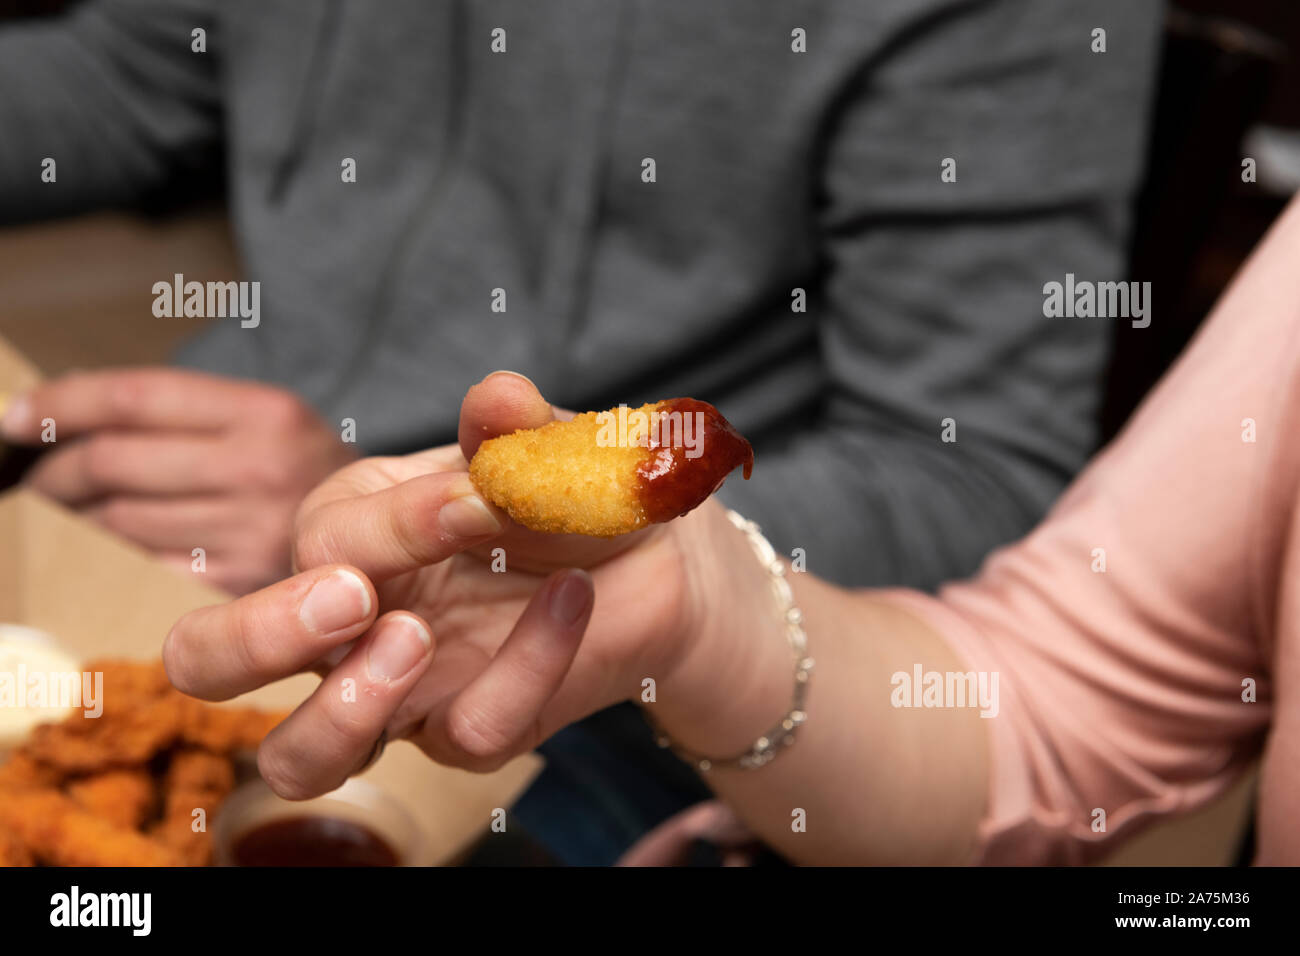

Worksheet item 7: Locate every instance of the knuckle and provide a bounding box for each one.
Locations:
[104,375,147,421]
[257,747,316,802]
[390,501,444,567]
[320,697,373,751]
[82,436,119,486]
[228,602,281,686]
[237,451,295,493]
[444,701,514,761]
[258,390,315,434]
[414,720,507,774]
[291,516,336,570]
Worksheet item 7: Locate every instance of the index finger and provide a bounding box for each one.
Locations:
[164,564,379,701]
[293,470,509,580]
[0,368,248,441]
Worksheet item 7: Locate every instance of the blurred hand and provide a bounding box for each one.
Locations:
[162,371,761,800]
[0,368,356,594]
[617,801,760,867]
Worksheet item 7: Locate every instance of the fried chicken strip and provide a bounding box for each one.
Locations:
[150,748,236,866]
[178,700,286,753]
[20,658,184,773]
[24,693,184,773]
[91,658,174,702]
[0,789,179,866]
[0,750,63,790]
[3,656,283,866]
[67,769,157,830]
[0,824,33,867]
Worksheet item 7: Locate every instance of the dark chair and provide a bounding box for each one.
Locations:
[1101,7,1285,442]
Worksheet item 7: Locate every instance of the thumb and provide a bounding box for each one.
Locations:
[458,371,557,461]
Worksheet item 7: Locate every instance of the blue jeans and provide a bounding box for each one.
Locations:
[511,702,713,866]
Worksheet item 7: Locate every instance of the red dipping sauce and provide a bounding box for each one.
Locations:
[231,816,399,867]
[635,398,753,523]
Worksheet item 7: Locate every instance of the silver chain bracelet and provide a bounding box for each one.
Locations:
[646,509,813,772]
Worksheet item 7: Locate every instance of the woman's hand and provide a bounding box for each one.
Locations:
[160,372,987,864]
[161,372,763,799]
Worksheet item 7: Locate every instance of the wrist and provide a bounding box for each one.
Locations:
[648,504,802,760]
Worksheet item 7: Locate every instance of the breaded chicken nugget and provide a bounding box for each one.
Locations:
[178,700,286,753]
[67,769,158,830]
[0,751,63,790]
[22,657,180,772]
[151,749,236,866]
[469,398,752,536]
[29,672,281,774]
[0,789,179,867]
[166,748,235,791]
[0,824,33,867]
[162,748,235,813]
[2,655,281,866]
[93,658,174,702]
[25,693,185,773]
[149,816,214,867]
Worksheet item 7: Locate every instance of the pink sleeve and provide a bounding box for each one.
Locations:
[880,196,1300,865]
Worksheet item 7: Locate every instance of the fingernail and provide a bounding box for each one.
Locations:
[483,370,537,389]
[368,615,432,681]
[548,570,592,626]
[299,569,371,636]
[439,488,503,538]
[0,393,32,440]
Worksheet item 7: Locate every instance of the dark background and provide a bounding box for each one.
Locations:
[1105,0,1299,438]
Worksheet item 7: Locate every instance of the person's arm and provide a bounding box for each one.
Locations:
[665,194,1300,866]
[0,0,221,224]
[654,514,990,864]
[156,188,1300,864]
[721,0,1162,590]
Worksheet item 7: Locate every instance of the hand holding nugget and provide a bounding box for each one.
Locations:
[163,372,787,800]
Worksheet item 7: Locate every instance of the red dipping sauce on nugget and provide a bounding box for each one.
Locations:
[635,398,754,524]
